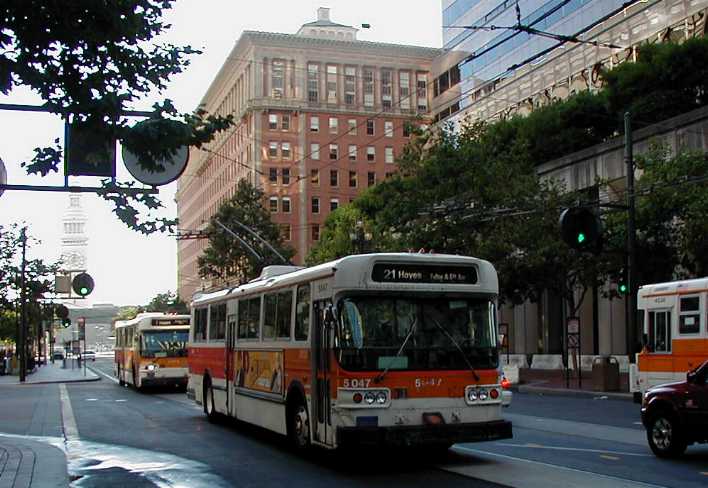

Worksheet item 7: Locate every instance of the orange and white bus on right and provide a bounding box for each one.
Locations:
[631,277,708,400]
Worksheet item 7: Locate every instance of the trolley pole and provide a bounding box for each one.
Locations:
[625,112,638,360]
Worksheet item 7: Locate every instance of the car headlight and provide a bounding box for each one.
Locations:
[376,391,387,404]
[364,392,376,405]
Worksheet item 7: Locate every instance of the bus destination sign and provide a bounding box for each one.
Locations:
[152,318,190,326]
[371,263,477,285]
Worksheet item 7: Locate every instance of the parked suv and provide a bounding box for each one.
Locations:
[641,359,708,457]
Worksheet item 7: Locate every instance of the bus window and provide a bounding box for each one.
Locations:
[263,293,278,340]
[194,308,208,342]
[238,297,261,340]
[209,303,227,341]
[649,311,671,352]
[679,296,700,334]
[276,290,292,339]
[295,285,310,341]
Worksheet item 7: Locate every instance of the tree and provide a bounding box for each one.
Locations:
[145,291,188,314]
[306,206,377,265]
[199,180,294,286]
[1,1,233,233]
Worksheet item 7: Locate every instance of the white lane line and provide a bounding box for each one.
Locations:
[59,383,79,442]
[87,365,118,384]
[452,445,669,488]
[495,442,652,457]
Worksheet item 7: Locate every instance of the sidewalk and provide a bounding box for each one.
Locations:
[0,360,99,386]
[514,368,634,401]
[0,436,67,488]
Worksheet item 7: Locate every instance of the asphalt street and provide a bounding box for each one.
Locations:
[1,357,706,487]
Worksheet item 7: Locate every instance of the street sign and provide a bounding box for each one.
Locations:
[66,121,117,177]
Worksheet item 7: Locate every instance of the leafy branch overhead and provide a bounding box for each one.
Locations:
[1,1,233,233]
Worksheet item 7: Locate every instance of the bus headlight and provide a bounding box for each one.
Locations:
[376,391,387,404]
[467,389,478,402]
[364,392,376,405]
[478,389,488,400]
[147,364,157,371]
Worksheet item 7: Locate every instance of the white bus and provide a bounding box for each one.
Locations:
[114,313,190,390]
[188,253,512,450]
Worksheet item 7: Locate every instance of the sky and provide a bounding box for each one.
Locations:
[0,0,442,307]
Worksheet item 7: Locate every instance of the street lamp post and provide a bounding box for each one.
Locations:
[349,221,372,254]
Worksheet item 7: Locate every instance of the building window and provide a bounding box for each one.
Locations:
[347,119,357,135]
[268,142,278,158]
[349,171,357,188]
[330,170,338,187]
[329,144,338,160]
[384,121,393,137]
[385,172,394,179]
[269,197,278,213]
[310,116,319,132]
[367,171,376,186]
[268,114,278,130]
[312,224,320,241]
[367,146,375,162]
[679,296,701,334]
[399,71,410,110]
[281,224,291,241]
[281,142,291,159]
[326,65,337,104]
[366,119,374,135]
[282,197,291,213]
[330,198,339,211]
[381,69,392,111]
[329,117,338,134]
[417,73,428,112]
[348,145,357,161]
[271,59,285,98]
[310,169,319,186]
[307,63,319,102]
[281,114,290,130]
[363,67,374,107]
[311,143,320,160]
[344,66,356,105]
[281,168,290,185]
[311,197,320,214]
[269,167,277,183]
[385,146,394,163]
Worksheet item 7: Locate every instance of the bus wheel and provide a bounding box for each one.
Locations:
[118,366,125,386]
[647,411,686,458]
[133,367,142,392]
[203,379,218,423]
[288,399,310,450]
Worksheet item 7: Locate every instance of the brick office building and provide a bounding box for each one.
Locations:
[176,8,440,300]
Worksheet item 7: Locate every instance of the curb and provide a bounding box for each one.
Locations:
[0,374,101,386]
[513,382,634,401]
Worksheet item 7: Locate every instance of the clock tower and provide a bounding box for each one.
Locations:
[60,194,88,272]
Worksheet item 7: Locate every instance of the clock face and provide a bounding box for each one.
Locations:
[62,251,86,270]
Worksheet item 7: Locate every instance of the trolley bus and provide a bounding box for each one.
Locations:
[187,253,512,449]
[114,313,190,390]
[631,277,708,399]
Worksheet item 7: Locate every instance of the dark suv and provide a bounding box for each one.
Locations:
[641,359,708,457]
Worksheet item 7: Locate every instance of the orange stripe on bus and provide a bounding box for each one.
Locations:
[638,339,708,373]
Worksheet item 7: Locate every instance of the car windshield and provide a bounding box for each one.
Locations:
[335,295,498,371]
[141,330,189,358]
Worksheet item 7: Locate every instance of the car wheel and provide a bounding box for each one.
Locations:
[287,399,310,451]
[647,411,687,458]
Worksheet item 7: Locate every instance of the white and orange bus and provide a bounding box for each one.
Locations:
[187,253,512,450]
[631,277,708,399]
[114,313,190,390]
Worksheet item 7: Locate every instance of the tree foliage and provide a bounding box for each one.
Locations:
[199,180,294,286]
[1,1,233,233]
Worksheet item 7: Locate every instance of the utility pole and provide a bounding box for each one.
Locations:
[625,112,638,360]
[19,226,27,383]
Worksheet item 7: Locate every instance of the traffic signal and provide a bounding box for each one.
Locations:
[55,304,69,320]
[559,207,602,252]
[616,269,629,295]
[72,272,94,297]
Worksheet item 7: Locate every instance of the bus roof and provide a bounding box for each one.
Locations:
[114,312,190,329]
[638,277,708,298]
[192,253,498,307]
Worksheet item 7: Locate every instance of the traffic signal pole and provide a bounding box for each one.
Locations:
[19,227,27,383]
[625,113,638,359]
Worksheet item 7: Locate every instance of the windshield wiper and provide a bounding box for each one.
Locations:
[424,312,480,382]
[373,316,417,384]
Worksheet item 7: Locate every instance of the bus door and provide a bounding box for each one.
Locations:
[226,314,238,416]
[312,299,333,446]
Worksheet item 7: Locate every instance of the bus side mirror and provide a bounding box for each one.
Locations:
[324,305,336,329]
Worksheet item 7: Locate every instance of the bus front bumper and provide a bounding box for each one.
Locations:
[336,419,512,447]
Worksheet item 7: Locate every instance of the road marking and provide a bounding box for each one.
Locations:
[633,422,643,425]
[115,399,127,402]
[452,446,669,488]
[495,442,651,457]
[59,383,79,442]
[600,454,620,461]
[85,398,98,401]
[87,365,118,383]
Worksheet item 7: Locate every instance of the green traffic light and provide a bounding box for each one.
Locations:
[80,287,88,295]
[577,233,586,244]
[619,283,628,294]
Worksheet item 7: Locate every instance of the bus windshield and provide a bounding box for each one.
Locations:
[141,329,189,358]
[336,296,498,371]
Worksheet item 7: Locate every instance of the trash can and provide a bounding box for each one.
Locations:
[592,356,620,392]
